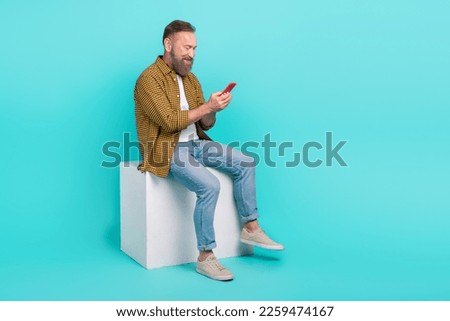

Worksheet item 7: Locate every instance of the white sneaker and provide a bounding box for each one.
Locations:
[240,228,284,250]
[196,255,234,281]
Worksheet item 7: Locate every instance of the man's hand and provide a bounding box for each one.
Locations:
[207,92,232,112]
[187,92,232,127]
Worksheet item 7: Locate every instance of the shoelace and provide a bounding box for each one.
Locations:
[208,257,225,271]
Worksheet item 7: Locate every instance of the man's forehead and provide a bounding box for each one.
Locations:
[173,31,196,44]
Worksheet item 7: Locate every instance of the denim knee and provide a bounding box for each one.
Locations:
[232,155,255,178]
[197,175,220,198]
[235,152,255,168]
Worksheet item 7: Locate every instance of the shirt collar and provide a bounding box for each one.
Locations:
[155,55,175,75]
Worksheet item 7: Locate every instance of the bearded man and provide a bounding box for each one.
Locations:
[134,20,283,281]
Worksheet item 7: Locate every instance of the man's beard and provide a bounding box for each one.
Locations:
[170,50,194,76]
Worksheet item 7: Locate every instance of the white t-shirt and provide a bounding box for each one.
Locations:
[177,75,199,142]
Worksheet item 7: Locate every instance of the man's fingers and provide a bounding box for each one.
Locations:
[219,92,231,102]
[209,92,231,111]
[222,94,232,104]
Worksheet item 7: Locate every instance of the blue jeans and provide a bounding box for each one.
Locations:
[169,140,259,251]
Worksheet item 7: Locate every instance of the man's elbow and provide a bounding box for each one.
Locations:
[199,119,215,131]
[160,116,186,133]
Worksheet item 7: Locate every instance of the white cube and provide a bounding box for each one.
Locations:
[120,161,253,269]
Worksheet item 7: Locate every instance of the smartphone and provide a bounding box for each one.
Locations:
[220,82,236,95]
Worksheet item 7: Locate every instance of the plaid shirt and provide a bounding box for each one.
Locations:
[134,56,213,177]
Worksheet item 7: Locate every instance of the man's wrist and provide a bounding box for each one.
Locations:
[204,101,214,114]
[200,107,216,129]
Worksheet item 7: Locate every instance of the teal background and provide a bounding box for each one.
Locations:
[1,0,449,300]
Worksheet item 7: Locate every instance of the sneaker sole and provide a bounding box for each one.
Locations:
[240,238,285,250]
[196,267,234,281]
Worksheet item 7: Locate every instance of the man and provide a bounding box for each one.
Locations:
[134,20,283,281]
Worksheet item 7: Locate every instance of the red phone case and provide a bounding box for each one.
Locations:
[220,82,236,95]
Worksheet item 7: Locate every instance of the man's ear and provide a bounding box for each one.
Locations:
[163,37,172,52]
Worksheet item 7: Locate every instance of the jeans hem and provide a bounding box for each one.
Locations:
[197,241,217,251]
[241,212,259,224]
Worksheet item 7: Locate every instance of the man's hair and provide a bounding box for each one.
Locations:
[162,20,196,44]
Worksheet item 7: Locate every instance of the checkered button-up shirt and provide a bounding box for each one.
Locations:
[134,56,213,177]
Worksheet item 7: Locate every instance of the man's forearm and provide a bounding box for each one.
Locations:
[188,103,214,125]
[188,92,230,128]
